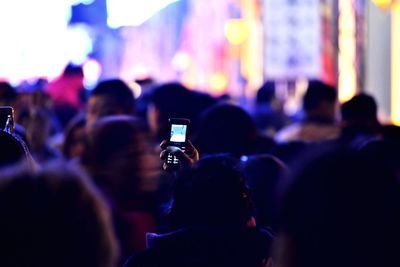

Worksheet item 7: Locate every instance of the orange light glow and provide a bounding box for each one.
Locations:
[210,73,228,95]
[128,81,142,99]
[338,0,357,102]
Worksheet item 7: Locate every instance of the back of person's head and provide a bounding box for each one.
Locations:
[0,82,18,106]
[194,104,258,156]
[149,82,192,121]
[276,149,400,267]
[303,81,336,120]
[0,162,118,267]
[87,79,135,127]
[169,155,253,229]
[341,93,377,122]
[0,131,32,169]
[241,154,287,229]
[256,81,276,105]
[17,107,52,153]
[340,94,381,138]
[82,115,147,204]
[63,64,84,77]
[341,93,378,126]
[147,82,214,141]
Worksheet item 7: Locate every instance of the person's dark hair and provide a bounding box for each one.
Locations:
[303,80,336,112]
[91,79,135,114]
[256,81,276,104]
[194,104,259,156]
[81,115,147,206]
[278,149,400,267]
[341,93,378,122]
[0,131,32,169]
[62,114,86,159]
[169,155,253,229]
[0,82,18,106]
[149,83,193,122]
[63,64,84,77]
[149,82,216,141]
[0,162,118,267]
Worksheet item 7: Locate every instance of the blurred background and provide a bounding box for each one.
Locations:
[0,0,398,124]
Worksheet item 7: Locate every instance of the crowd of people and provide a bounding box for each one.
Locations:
[0,68,400,267]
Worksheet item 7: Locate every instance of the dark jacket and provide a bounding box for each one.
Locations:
[124,227,273,267]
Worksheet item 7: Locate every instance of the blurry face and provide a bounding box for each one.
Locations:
[147,104,159,136]
[67,127,86,159]
[86,96,120,129]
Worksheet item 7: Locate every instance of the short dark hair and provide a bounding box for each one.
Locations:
[81,115,146,204]
[256,81,275,104]
[0,131,32,169]
[195,104,259,156]
[91,79,135,114]
[303,80,337,112]
[169,155,253,229]
[0,162,118,267]
[341,93,377,122]
[0,82,18,106]
[149,82,193,122]
[63,64,84,77]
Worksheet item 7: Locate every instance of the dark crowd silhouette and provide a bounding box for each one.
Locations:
[0,71,400,267]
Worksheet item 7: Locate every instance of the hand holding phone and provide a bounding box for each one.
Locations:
[161,118,198,170]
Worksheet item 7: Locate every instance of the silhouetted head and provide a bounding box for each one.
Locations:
[0,131,32,169]
[256,81,276,105]
[276,150,400,267]
[17,108,52,153]
[169,155,253,229]
[63,64,84,77]
[87,79,135,128]
[82,115,148,206]
[0,162,118,267]
[303,81,337,122]
[0,82,18,107]
[340,93,380,136]
[147,82,215,142]
[341,93,377,122]
[195,104,259,156]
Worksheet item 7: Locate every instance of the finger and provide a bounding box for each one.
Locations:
[162,162,169,171]
[166,146,192,165]
[160,150,167,160]
[185,140,200,161]
[159,140,168,150]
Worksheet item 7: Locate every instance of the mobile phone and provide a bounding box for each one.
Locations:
[166,118,190,166]
[0,106,15,133]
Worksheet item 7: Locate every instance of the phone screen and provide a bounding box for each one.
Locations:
[170,124,187,144]
[166,118,190,167]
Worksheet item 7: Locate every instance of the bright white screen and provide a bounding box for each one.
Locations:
[106,0,180,28]
[170,124,187,142]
